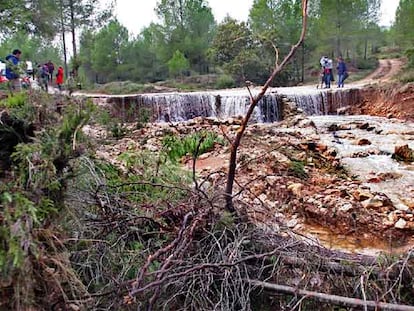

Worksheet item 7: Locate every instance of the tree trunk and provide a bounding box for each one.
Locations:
[60,0,68,78]
[69,0,78,73]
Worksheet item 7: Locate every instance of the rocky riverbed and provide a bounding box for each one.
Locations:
[87,96,414,256]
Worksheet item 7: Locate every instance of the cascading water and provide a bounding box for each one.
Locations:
[106,90,283,123]
[97,86,362,123]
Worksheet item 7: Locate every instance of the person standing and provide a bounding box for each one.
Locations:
[336,56,347,88]
[56,66,64,91]
[5,49,22,91]
[37,63,49,92]
[46,60,55,85]
[319,56,328,88]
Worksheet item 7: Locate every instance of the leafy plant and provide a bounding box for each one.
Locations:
[288,160,308,179]
[215,74,236,89]
[0,92,27,108]
[162,131,223,162]
[115,150,192,203]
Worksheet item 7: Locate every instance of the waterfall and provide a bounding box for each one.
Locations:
[101,87,362,123]
[106,91,283,123]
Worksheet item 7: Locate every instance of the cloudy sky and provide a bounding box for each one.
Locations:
[113,0,399,36]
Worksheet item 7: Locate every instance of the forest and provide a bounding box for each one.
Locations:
[1,1,414,310]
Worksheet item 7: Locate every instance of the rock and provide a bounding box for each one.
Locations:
[361,196,384,209]
[356,122,369,130]
[339,203,353,212]
[337,106,351,115]
[394,218,407,229]
[395,203,410,211]
[356,138,371,146]
[352,189,373,201]
[287,218,298,228]
[393,144,414,162]
[288,183,304,197]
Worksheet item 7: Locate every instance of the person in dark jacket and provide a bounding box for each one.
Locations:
[336,56,348,88]
[5,49,22,91]
[46,60,55,85]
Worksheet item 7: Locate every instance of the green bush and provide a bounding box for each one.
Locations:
[405,48,414,68]
[288,160,308,179]
[0,92,27,108]
[116,150,192,203]
[215,74,236,89]
[354,57,378,70]
[96,81,147,95]
[162,131,224,162]
[399,68,414,83]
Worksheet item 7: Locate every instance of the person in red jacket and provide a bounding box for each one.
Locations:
[56,66,64,91]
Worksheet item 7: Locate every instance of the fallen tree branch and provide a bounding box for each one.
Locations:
[248,279,414,311]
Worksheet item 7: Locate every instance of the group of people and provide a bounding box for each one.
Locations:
[37,60,64,92]
[319,55,348,88]
[2,49,65,92]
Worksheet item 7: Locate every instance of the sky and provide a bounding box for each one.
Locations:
[114,0,399,36]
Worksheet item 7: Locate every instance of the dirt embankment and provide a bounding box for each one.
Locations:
[347,58,414,120]
[352,82,414,121]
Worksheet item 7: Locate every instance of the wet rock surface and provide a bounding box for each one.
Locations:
[89,99,414,255]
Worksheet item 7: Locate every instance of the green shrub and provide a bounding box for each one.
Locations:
[399,68,414,83]
[162,131,223,162]
[0,92,27,108]
[116,150,192,203]
[96,81,147,95]
[405,48,414,68]
[355,57,378,70]
[215,74,236,89]
[288,160,308,179]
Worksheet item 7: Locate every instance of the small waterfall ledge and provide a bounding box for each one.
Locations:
[89,86,362,123]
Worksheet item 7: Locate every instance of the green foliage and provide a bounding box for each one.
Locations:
[162,131,223,162]
[60,101,94,144]
[168,50,190,78]
[354,57,378,70]
[215,74,236,89]
[156,0,216,74]
[110,122,127,138]
[209,18,252,67]
[405,48,414,68]
[394,0,414,48]
[115,150,192,203]
[0,0,59,38]
[90,20,129,83]
[95,81,149,95]
[0,92,27,109]
[399,68,414,83]
[136,108,151,129]
[0,189,58,273]
[288,160,308,179]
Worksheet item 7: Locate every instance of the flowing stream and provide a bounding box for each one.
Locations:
[96,85,360,122]
[86,84,414,254]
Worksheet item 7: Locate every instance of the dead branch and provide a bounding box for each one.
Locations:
[248,279,414,311]
[224,0,309,213]
[131,212,193,293]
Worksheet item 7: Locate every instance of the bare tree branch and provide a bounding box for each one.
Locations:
[224,0,309,213]
[248,280,414,311]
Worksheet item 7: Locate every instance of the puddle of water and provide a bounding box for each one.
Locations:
[298,222,414,256]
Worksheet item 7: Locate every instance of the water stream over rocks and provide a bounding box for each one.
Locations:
[92,86,361,122]
[85,85,414,255]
